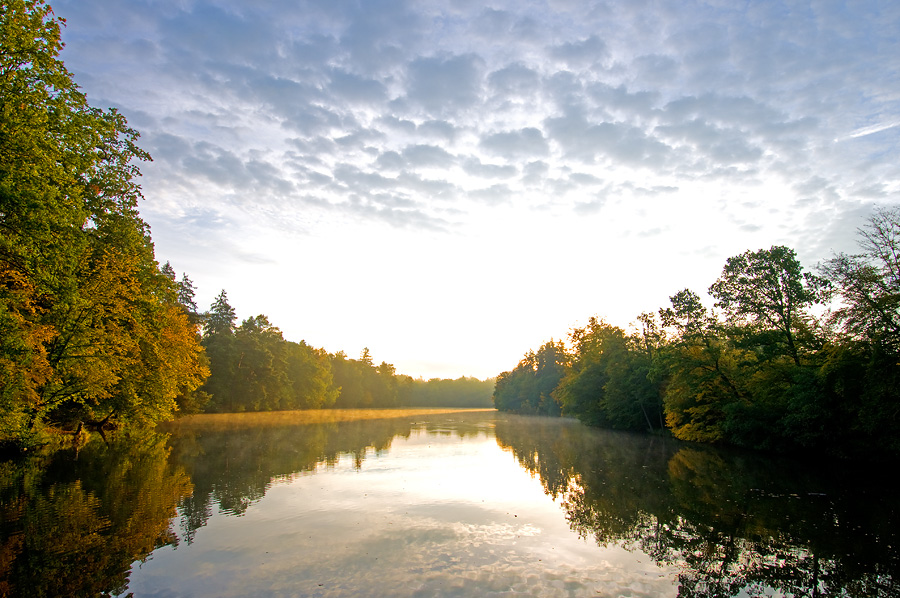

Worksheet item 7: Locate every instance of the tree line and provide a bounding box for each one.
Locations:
[189,286,494,413]
[494,209,900,459]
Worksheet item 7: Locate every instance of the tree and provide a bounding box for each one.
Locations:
[709,246,826,366]
[283,342,338,409]
[406,377,494,408]
[493,340,568,415]
[821,207,900,349]
[204,290,236,337]
[555,318,662,431]
[161,261,176,280]
[177,274,199,319]
[0,1,207,445]
[818,208,900,454]
[655,290,745,443]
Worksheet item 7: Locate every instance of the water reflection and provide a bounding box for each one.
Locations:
[1,411,897,597]
[495,415,900,597]
[165,414,495,542]
[0,433,191,598]
[138,412,662,597]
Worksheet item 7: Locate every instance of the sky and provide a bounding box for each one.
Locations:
[53,0,900,380]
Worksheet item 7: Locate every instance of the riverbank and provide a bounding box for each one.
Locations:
[158,407,497,430]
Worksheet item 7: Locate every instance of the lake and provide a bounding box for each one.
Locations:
[1,409,897,597]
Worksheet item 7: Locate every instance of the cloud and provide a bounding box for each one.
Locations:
[488,63,541,97]
[396,172,459,201]
[662,94,786,133]
[471,8,516,39]
[159,4,277,66]
[568,173,604,186]
[462,158,518,179]
[587,83,661,120]
[335,0,425,74]
[522,161,549,186]
[655,120,763,165]
[167,141,294,197]
[327,69,388,104]
[417,120,459,142]
[470,184,514,204]
[334,127,387,150]
[544,111,672,167]
[333,164,398,192]
[374,151,405,172]
[377,115,417,135]
[401,144,457,169]
[574,197,606,215]
[405,54,485,117]
[631,54,680,87]
[548,35,609,68]
[844,121,900,140]
[480,127,550,160]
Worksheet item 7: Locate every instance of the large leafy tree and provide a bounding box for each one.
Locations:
[819,208,900,454]
[709,246,826,366]
[821,207,900,349]
[655,290,747,443]
[0,0,207,446]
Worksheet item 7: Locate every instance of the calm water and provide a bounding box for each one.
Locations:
[1,410,897,597]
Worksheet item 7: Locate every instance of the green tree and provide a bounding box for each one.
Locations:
[161,261,176,280]
[821,207,900,349]
[655,290,745,443]
[0,1,207,445]
[406,376,494,408]
[327,349,406,408]
[204,290,236,338]
[493,340,568,415]
[554,318,662,431]
[283,341,337,409]
[709,246,826,366]
[177,274,199,320]
[819,208,900,454]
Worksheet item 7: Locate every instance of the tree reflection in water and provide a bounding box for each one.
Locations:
[494,415,900,598]
[164,413,494,543]
[2,412,896,597]
[0,433,192,598]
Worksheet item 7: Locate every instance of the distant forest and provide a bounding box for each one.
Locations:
[181,283,494,415]
[494,210,900,459]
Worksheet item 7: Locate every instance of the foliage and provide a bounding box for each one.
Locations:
[200,304,337,413]
[329,349,406,408]
[494,213,900,459]
[821,206,900,350]
[0,0,207,447]
[405,376,494,408]
[555,318,664,431]
[655,289,748,443]
[708,245,826,366]
[197,291,495,412]
[493,340,568,415]
[0,431,193,597]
